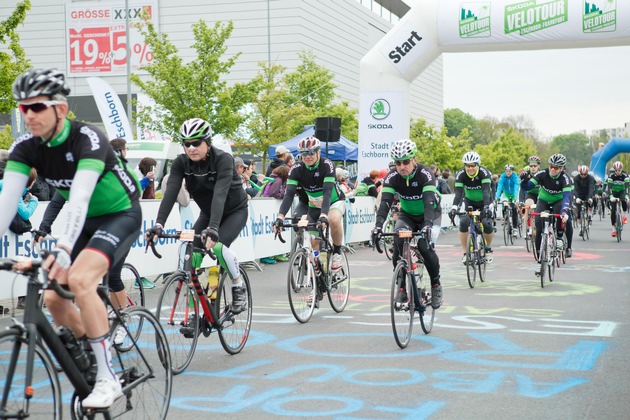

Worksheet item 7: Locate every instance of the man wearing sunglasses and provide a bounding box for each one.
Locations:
[273,136,347,278]
[572,165,595,235]
[145,118,249,309]
[371,139,443,309]
[449,151,495,264]
[519,156,542,236]
[605,161,629,237]
[523,154,573,258]
[0,68,142,408]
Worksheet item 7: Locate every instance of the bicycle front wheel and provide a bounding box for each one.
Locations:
[503,217,511,246]
[466,234,477,288]
[287,248,317,323]
[539,233,548,288]
[217,267,252,355]
[156,272,199,375]
[477,234,487,282]
[382,218,395,260]
[121,262,145,308]
[419,290,435,334]
[327,251,350,312]
[0,328,61,420]
[390,262,414,349]
[106,307,172,420]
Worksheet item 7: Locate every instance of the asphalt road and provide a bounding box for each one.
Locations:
[4,214,629,419]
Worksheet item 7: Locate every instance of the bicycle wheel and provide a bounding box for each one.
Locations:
[327,251,350,312]
[418,287,435,334]
[465,233,476,288]
[531,226,539,261]
[155,272,199,375]
[216,267,252,355]
[90,306,172,420]
[287,248,317,323]
[0,328,61,419]
[538,233,547,288]
[503,217,511,246]
[382,218,395,261]
[548,233,556,281]
[477,234,487,282]
[525,232,532,253]
[616,208,623,242]
[121,263,145,308]
[390,262,413,349]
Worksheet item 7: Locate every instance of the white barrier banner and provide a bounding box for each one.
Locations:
[86,77,134,141]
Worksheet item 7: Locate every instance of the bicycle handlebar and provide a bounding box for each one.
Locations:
[0,252,75,300]
[373,230,426,254]
[273,220,328,244]
[146,230,217,261]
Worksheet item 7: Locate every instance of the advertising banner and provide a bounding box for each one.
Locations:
[87,77,134,141]
[65,0,158,76]
[136,92,173,142]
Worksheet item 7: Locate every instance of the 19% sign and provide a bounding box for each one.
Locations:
[68,26,154,74]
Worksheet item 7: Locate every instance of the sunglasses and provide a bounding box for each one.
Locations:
[529,164,539,168]
[183,139,204,148]
[549,165,561,170]
[299,150,318,157]
[465,164,477,169]
[19,100,61,114]
[395,159,412,166]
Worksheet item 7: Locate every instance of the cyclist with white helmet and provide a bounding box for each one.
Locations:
[0,68,142,408]
[572,165,595,233]
[495,164,520,237]
[371,139,443,309]
[519,156,542,236]
[449,152,495,263]
[145,118,249,311]
[523,154,573,258]
[605,161,629,237]
[273,136,347,276]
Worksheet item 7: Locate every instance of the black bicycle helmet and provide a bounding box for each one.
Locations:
[12,68,71,100]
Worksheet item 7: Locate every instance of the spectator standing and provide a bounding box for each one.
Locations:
[441,168,454,194]
[235,156,257,199]
[266,145,289,176]
[263,165,289,199]
[138,157,157,199]
[356,170,381,198]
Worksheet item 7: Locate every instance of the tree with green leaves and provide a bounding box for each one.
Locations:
[131,19,259,140]
[1,0,31,115]
[475,128,537,174]
[444,108,479,144]
[410,118,472,171]
[549,133,593,171]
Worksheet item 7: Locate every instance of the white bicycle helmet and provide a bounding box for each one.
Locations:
[13,68,71,100]
[179,118,212,142]
[612,161,623,172]
[390,139,417,161]
[462,151,481,165]
[548,154,567,167]
[578,165,589,175]
[504,164,515,171]
[297,136,321,153]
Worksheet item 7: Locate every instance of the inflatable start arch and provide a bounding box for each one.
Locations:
[358,0,630,179]
[590,138,630,180]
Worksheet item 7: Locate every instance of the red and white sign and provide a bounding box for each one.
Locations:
[66,1,158,76]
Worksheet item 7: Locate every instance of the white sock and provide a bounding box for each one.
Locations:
[89,335,116,382]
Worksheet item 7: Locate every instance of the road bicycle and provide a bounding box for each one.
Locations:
[374,230,434,349]
[501,201,517,246]
[610,197,624,242]
[596,194,606,220]
[148,230,252,374]
[522,205,538,260]
[380,205,399,261]
[0,252,172,419]
[459,208,487,288]
[532,212,564,287]
[275,218,350,323]
[575,199,590,241]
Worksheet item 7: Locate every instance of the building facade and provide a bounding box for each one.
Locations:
[2,0,443,135]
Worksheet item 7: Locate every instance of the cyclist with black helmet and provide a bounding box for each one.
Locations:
[495,164,520,237]
[573,165,595,233]
[145,118,249,311]
[523,154,573,258]
[605,161,629,237]
[519,156,542,236]
[272,136,346,274]
[449,152,495,263]
[0,68,142,408]
[370,139,443,309]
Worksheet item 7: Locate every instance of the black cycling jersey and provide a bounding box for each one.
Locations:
[452,166,493,208]
[7,119,140,216]
[525,169,572,211]
[376,163,439,227]
[279,157,345,216]
[157,146,248,231]
[572,174,595,200]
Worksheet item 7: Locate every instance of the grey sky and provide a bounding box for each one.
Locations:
[443,46,630,138]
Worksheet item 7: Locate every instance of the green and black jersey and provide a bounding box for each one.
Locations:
[452,165,493,208]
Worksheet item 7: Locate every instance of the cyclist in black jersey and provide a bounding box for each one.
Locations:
[573,165,595,233]
[449,151,495,263]
[523,154,572,258]
[605,161,629,237]
[272,136,346,273]
[519,155,542,236]
[0,68,142,408]
[371,139,443,309]
[145,118,249,312]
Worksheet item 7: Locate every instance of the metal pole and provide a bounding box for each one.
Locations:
[267,0,271,64]
[125,0,133,135]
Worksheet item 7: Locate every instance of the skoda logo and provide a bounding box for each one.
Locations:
[370,99,390,120]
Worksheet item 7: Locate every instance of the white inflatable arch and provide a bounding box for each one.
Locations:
[359,0,630,179]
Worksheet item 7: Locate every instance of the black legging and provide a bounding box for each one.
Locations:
[534,200,572,252]
[392,212,440,285]
[192,205,249,249]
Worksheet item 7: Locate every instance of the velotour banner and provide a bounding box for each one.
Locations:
[87,77,134,141]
